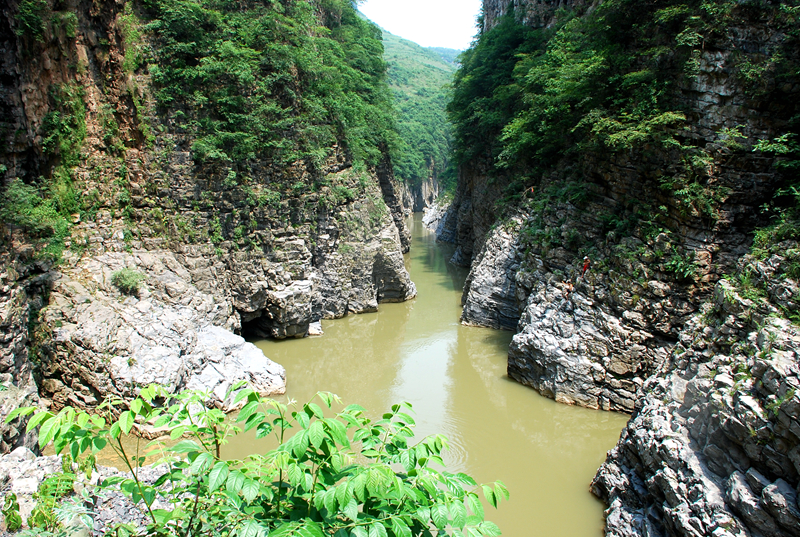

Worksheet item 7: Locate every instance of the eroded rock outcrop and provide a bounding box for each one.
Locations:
[459,217,522,331]
[33,248,285,410]
[0,260,42,452]
[593,250,800,537]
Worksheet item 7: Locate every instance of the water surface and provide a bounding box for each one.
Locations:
[244,214,628,537]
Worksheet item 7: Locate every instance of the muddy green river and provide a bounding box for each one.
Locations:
[237,214,628,537]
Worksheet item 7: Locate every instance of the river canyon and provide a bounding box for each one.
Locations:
[1,0,800,536]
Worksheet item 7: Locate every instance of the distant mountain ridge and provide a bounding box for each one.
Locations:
[427,47,461,66]
[379,29,455,203]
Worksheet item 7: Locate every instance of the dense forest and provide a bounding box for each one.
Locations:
[381,31,456,195]
[448,0,800,237]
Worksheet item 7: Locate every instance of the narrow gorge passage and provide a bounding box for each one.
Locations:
[234,215,628,537]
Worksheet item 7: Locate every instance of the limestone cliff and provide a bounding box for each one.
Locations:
[0,0,416,450]
[442,0,800,535]
[445,0,797,411]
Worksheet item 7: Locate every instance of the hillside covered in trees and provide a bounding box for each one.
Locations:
[381,30,456,199]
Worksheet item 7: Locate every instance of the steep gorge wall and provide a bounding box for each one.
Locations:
[0,0,416,449]
[445,0,796,410]
[444,0,800,535]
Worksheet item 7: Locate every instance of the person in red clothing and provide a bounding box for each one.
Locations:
[581,256,590,277]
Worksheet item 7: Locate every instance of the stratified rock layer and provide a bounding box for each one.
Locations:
[593,253,800,537]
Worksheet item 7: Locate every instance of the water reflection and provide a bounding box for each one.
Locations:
[249,214,629,537]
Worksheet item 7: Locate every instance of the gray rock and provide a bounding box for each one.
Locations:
[761,479,800,535]
[460,218,523,330]
[726,471,783,536]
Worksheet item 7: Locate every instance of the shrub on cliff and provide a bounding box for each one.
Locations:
[111,268,146,295]
[7,386,507,537]
[0,179,71,261]
[449,0,800,207]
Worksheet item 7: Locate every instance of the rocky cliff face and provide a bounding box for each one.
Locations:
[0,0,416,445]
[448,0,795,412]
[593,251,800,537]
[482,0,585,32]
[0,257,42,452]
[444,0,800,534]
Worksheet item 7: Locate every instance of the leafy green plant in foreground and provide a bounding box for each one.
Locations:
[8,385,507,537]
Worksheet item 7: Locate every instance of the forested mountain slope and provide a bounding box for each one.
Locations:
[381,30,455,210]
[0,0,416,452]
[430,0,800,535]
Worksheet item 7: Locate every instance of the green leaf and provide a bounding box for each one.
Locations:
[92,436,107,453]
[296,411,310,429]
[241,478,260,502]
[233,387,254,406]
[5,406,36,424]
[318,392,334,408]
[190,452,214,475]
[238,520,265,537]
[344,498,358,522]
[309,420,326,449]
[255,421,274,439]
[391,518,412,537]
[467,528,483,537]
[352,472,367,502]
[271,522,295,537]
[152,509,173,525]
[371,522,387,537]
[352,527,368,537]
[431,503,449,529]
[139,385,155,403]
[119,411,134,435]
[172,440,201,454]
[482,485,497,508]
[306,402,324,418]
[168,424,186,439]
[467,494,484,519]
[209,462,229,492]
[494,481,509,502]
[326,418,349,447]
[76,412,90,428]
[130,399,143,415]
[293,429,309,457]
[227,470,246,494]
[479,521,502,537]
[26,411,52,431]
[323,487,337,514]
[450,501,468,528]
[237,401,260,423]
[288,463,303,486]
[37,417,59,448]
[304,521,324,537]
[335,482,350,510]
[244,412,265,432]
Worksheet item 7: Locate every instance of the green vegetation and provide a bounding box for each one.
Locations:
[7,386,507,537]
[15,0,49,41]
[0,179,71,261]
[26,472,76,532]
[382,31,455,190]
[448,0,799,211]
[111,268,146,295]
[428,48,461,67]
[2,494,22,533]
[0,80,87,261]
[141,0,396,168]
[42,84,86,168]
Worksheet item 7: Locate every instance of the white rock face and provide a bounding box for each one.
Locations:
[39,250,285,409]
